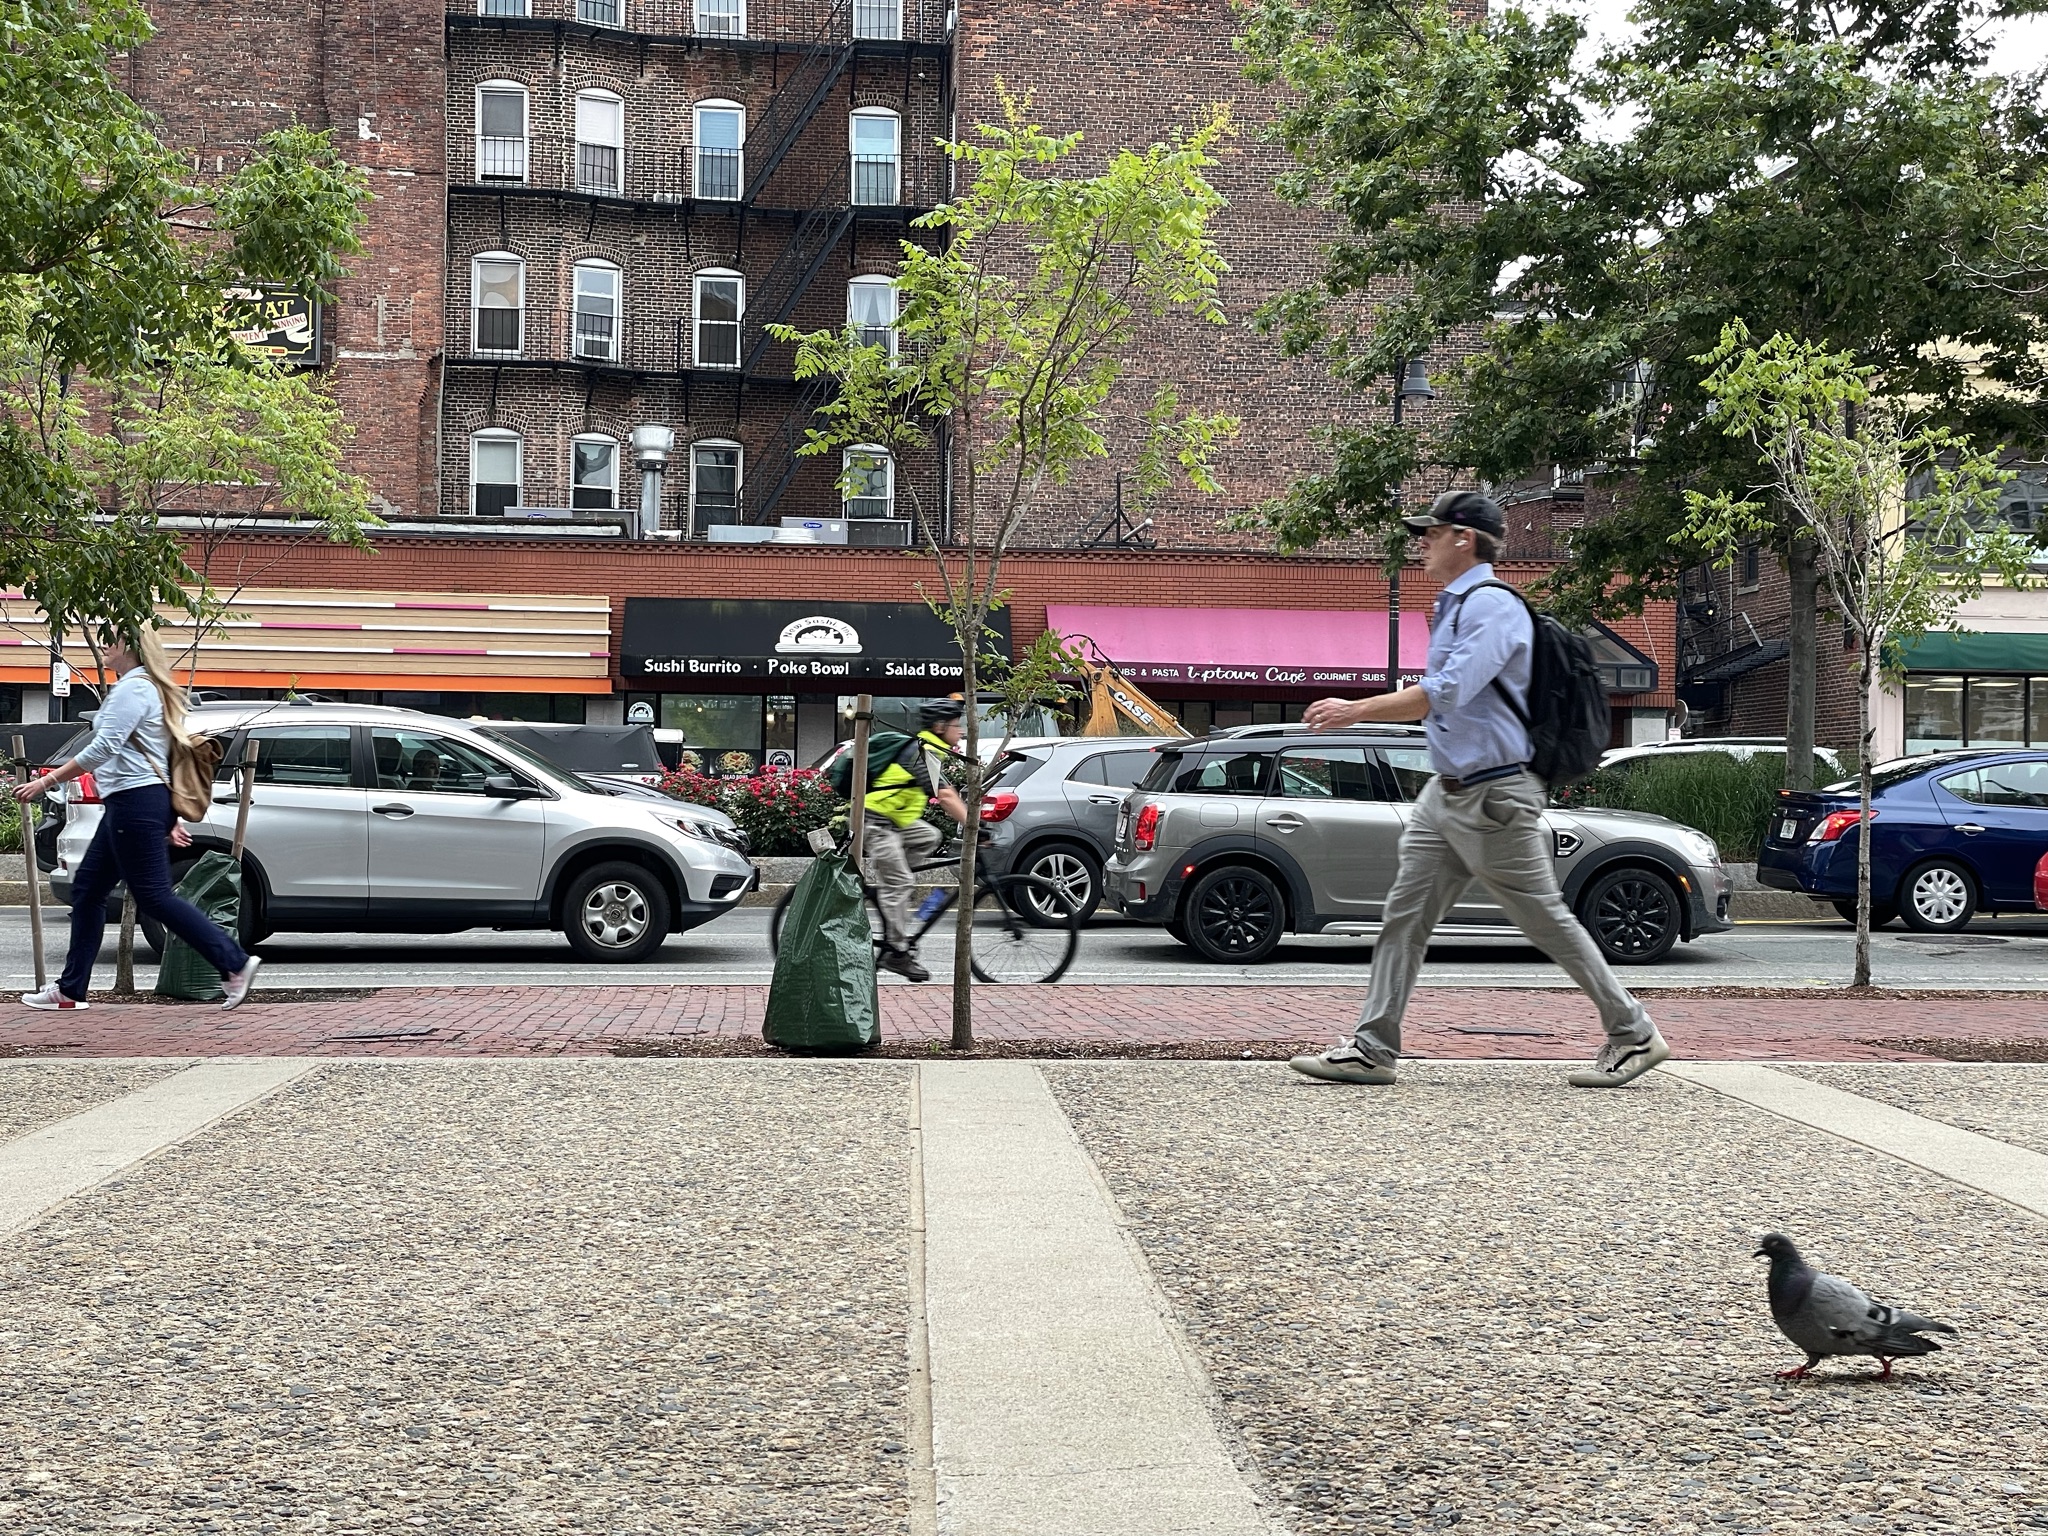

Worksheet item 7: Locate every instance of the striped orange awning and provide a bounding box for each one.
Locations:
[0,588,615,694]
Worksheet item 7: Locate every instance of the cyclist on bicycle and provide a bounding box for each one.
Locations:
[863,698,970,981]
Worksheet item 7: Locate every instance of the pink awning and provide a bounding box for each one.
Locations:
[1045,604,1431,689]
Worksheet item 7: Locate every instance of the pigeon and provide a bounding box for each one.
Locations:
[1754,1232,1957,1381]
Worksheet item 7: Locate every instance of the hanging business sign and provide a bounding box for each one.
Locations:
[622,598,1007,683]
[226,286,322,365]
[49,659,71,698]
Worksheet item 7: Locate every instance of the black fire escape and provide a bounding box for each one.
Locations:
[1677,561,1790,725]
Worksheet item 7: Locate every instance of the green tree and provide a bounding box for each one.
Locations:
[1234,0,2048,789]
[776,89,1238,1047]
[1681,326,2035,986]
[1,0,371,653]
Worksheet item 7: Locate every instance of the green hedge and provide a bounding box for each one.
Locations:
[1554,754,1786,861]
[0,799,39,856]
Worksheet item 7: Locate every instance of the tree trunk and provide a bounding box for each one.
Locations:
[950,642,979,1051]
[1854,648,1875,989]
[114,891,137,996]
[1784,537,1819,792]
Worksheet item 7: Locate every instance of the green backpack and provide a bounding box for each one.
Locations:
[822,730,914,799]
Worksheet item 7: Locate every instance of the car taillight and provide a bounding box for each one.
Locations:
[71,772,101,804]
[1133,802,1161,851]
[980,791,1020,824]
[1811,809,1870,843]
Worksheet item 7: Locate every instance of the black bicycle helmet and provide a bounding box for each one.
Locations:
[918,697,967,728]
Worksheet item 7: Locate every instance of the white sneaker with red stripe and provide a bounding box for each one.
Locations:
[20,985,88,1011]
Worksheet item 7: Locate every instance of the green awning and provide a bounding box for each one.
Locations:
[1896,630,2048,674]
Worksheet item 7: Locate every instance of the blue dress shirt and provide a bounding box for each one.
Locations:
[1416,564,1533,779]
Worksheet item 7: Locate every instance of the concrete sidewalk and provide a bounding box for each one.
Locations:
[4,982,2046,1062]
[0,1056,2042,1534]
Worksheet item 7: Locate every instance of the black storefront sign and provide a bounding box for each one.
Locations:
[622,598,1009,684]
[226,286,322,365]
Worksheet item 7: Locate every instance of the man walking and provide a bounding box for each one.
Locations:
[863,699,970,982]
[1289,491,1669,1088]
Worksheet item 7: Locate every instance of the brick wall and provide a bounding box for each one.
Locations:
[1690,552,1864,748]
[133,0,447,518]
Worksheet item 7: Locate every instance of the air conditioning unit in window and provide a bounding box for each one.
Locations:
[847,519,911,547]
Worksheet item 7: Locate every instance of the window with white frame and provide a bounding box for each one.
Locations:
[696,0,743,36]
[573,260,620,361]
[471,253,524,354]
[476,84,528,182]
[694,270,743,368]
[577,0,620,25]
[843,445,893,519]
[471,430,522,516]
[691,440,743,528]
[852,0,899,39]
[575,91,623,193]
[850,109,900,205]
[479,0,529,14]
[847,275,898,357]
[571,436,618,510]
[694,102,744,200]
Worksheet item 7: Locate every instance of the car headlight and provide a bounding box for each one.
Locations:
[1673,828,1721,867]
[649,808,725,845]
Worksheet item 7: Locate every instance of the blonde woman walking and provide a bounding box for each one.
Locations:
[11,626,260,1010]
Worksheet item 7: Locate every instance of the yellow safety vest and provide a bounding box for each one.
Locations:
[864,730,951,828]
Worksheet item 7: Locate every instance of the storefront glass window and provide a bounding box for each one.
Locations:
[1966,676,2027,742]
[661,694,764,773]
[2034,679,2048,747]
[764,694,797,767]
[1904,675,1964,754]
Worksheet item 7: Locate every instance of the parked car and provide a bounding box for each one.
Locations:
[479,722,667,790]
[1599,737,1846,777]
[1756,749,2048,932]
[1103,725,1734,965]
[976,737,1181,920]
[50,701,755,962]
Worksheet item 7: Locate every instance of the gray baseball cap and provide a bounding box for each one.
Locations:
[1402,489,1506,539]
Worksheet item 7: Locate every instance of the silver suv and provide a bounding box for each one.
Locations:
[977,737,1180,919]
[1104,726,1733,965]
[50,701,755,963]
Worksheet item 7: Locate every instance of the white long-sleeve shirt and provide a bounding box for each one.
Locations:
[70,668,173,798]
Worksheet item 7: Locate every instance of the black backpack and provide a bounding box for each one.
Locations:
[1456,581,1611,787]
[822,730,915,799]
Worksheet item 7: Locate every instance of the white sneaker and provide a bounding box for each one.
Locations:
[20,985,88,1011]
[220,955,263,1011]
[1287,1039,1397,1085]
[1568,1023,1671,1088]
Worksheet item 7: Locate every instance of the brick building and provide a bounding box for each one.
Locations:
[0,0,1679,756]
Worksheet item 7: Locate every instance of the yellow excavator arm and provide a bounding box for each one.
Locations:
[1076,655,1192,738]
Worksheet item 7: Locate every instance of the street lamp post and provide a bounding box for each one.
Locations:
[1387,358,1436,691]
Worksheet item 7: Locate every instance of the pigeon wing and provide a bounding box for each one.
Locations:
[1788,1272,1885,1357]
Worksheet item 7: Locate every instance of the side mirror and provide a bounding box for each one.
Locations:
[484,775,544,800]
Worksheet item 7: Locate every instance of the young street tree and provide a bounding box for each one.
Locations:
[1235,0,2048,788]
[1682,326,2035,987]
[1,0,372,653]
[776,90,1238,1047]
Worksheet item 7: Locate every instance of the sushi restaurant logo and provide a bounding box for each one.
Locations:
[775,616,861,655]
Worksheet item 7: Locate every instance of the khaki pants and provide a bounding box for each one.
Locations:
[863,812,944,953]
[1353,770,1649,1067]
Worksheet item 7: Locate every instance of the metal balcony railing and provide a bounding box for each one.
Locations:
[576,144,620,194]
[696,0,743,34]
[852,154,899,206]
[694,146,742,201]
[473,307,523,354]
[577,0,620,25]
[479,0,528,14]
[853,0,900,38]
[572,309,616,362]
[477,137,527,182]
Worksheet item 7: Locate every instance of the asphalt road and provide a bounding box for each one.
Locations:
[5,906,2048,990]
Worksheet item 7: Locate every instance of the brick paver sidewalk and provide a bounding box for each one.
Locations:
[1,984,2040,1059]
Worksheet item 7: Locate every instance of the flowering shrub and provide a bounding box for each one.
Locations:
[661,765,838,855]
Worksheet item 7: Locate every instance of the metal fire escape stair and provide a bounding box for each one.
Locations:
[741,0,854,205]
[745,371,837,525]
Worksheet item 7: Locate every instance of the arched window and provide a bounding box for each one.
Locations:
[471,252,524,355]
[850,108,900,206]
[690,438,743,530]
[694,101,744,200]
[693,269,743,369]
[470,429,522,517]
[574,91,623,193]
[847,275,898,357]
[476,82,528,183]
[573,260,620,362]
[696,0,744,36]
[843,445,893,519]
[571,435,618,510]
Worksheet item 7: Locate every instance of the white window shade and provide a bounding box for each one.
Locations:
[576,94,622,147]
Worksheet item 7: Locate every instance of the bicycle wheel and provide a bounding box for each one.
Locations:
[969,874,1079,984]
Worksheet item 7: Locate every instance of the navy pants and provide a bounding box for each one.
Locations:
[60,784,248,1001]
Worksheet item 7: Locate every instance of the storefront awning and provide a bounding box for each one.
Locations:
[1896,630,2048,674]
[0,588,614,693]
[621,598,1008,685]
[1046,604,1431,689]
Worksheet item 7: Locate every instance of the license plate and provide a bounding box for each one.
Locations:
[1779,819,1800,840]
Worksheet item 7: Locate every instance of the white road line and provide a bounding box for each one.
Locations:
[917,1062,1278,1536]
[1662,1062,2048,1220]
[0,1058,318,1237]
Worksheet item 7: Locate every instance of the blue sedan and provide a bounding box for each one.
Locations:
[1756,750,2048,932]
